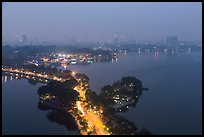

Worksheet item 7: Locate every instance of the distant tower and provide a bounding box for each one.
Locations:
[22,35,28,44]
[113,33,119,45]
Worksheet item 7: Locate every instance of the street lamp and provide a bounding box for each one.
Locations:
[72,71,76,76]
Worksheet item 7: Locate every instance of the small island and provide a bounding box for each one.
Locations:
[99,76,144,112]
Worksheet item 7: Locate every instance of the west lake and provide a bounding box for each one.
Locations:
[2,51,202,135]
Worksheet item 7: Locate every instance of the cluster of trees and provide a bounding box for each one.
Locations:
[38,79,79,108]
[23,64,60,74]
[121,77,142,90]
[108,115,152,135]
[85,89,104,110]
[15,65,75,80]
[100,76,143,106]
[70,107,91,134]
[75,73,89,85]
[38,102,79,132]
[61,70,73,79]
[46,110,78,131]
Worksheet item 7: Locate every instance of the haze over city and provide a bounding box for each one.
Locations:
[2,2,202,135]
[2,2,202,44]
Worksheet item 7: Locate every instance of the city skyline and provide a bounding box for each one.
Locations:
[2,2,202,44]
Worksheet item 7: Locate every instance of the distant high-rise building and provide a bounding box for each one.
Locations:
[166,36,178,46]
[22,35,28,43]
[113,32,120,45]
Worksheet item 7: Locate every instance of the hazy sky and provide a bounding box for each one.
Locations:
[2,2,202,43]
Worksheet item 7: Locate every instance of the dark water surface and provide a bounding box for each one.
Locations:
[2,51,202,135]
[2,78,79,135]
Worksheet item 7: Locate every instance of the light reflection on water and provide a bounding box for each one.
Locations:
[2,75,18,83]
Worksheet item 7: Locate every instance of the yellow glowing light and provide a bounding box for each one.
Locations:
[72,71,76,76]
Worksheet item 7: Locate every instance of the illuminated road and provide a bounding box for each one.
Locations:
[76,99,109,135]
[2,68,64,82]
[83,104,109,135]
[73,75,110,135]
